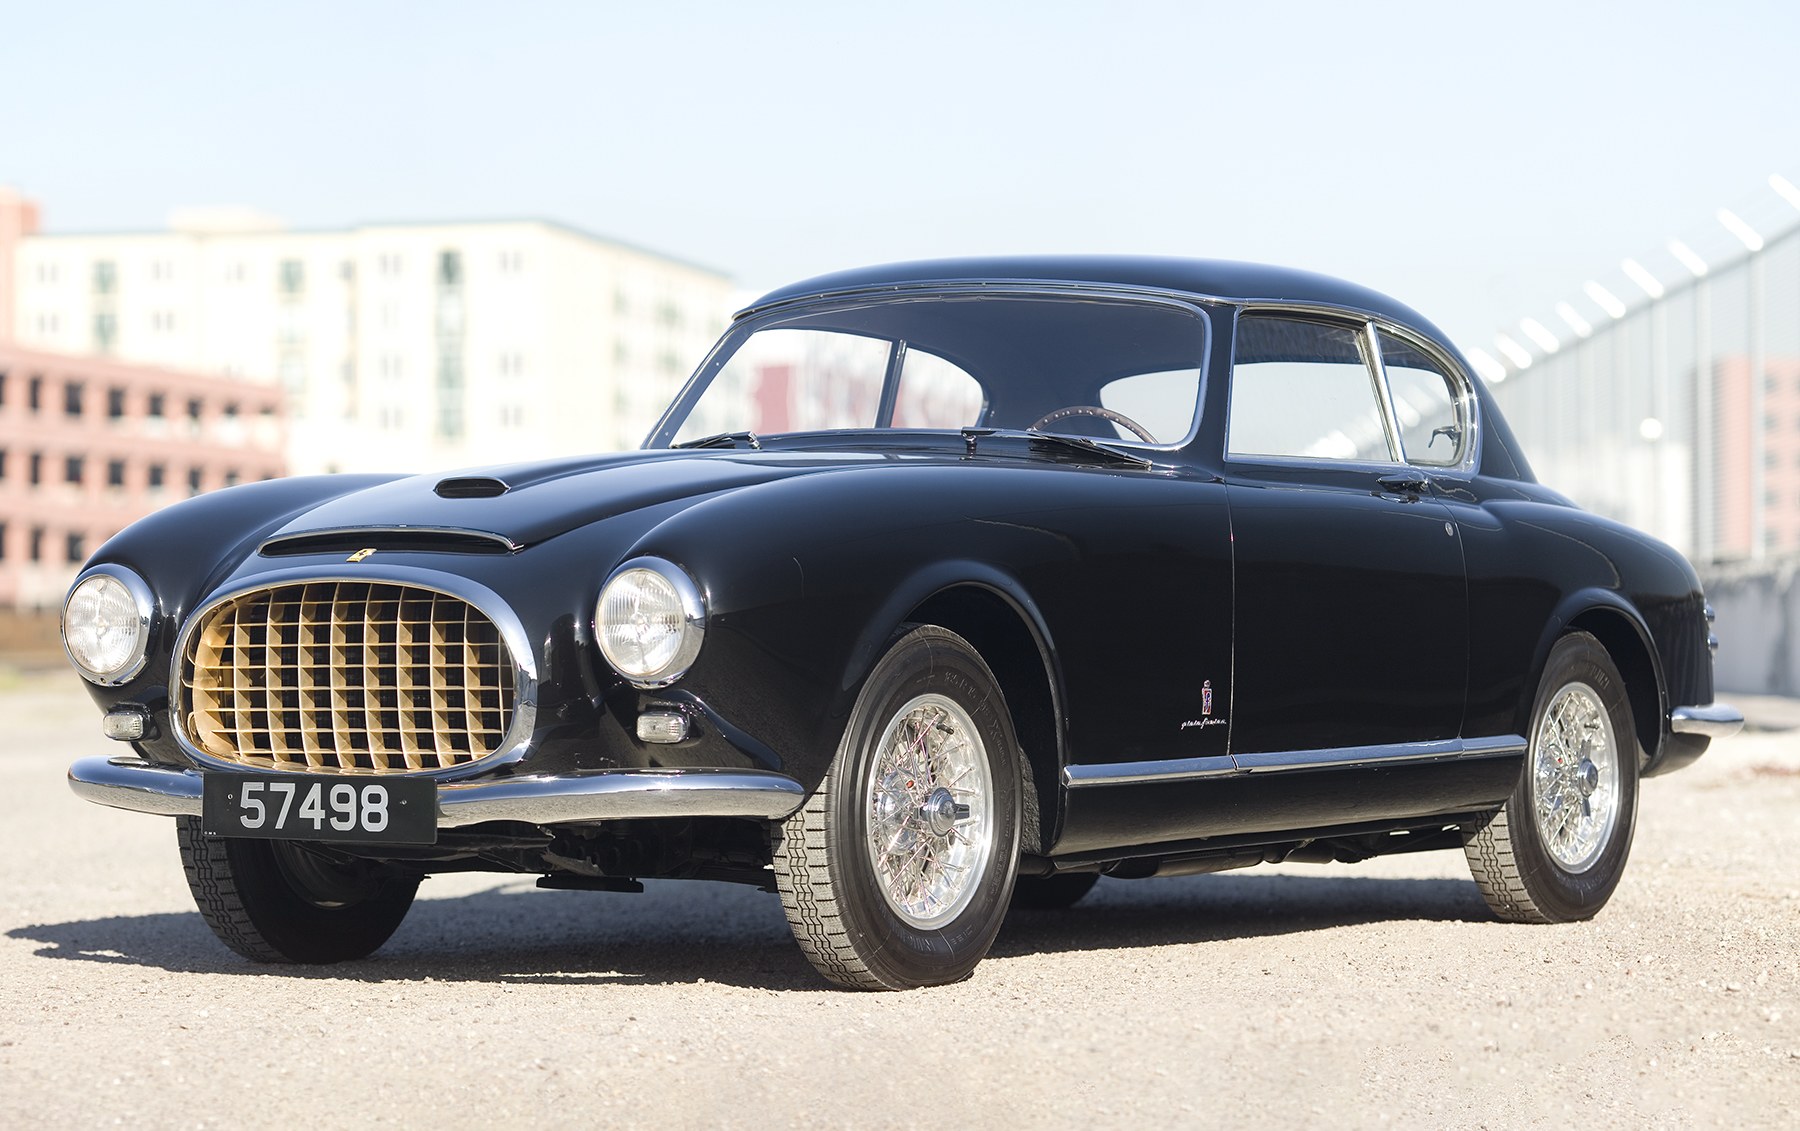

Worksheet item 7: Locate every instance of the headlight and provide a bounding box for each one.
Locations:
[62,566,155,685]
[595,557,705,687]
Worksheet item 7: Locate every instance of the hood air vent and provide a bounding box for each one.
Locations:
[261,528,522,557]
[436,476,511,499]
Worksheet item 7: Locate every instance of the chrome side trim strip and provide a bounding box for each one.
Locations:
[1062,755,1238,788]
[1235,738,1468,773]
[67,758,807,825]
[1670,703,1745,738]
[1063,735,1525,788]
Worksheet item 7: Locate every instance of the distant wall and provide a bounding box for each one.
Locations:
[1701,558,1800,696]
[0,608,63,662]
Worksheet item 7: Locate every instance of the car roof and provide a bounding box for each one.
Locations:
[741,255,1449,345]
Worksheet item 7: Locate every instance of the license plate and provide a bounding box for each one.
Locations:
[201,774,438,845]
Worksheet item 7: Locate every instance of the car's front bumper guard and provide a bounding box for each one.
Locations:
[1670,702,1746,738]
[67,756,807,827]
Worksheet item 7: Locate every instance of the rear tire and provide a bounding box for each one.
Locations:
[772,626,1023,989]
[1463,632,1639,923]
[177,817,419,963]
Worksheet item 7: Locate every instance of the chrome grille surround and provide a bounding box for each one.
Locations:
[172,567,537,779]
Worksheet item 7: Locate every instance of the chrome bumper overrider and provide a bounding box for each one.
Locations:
[1670,702,1746,738]
[66,757,807,827]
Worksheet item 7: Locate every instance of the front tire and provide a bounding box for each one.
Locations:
[1463,632,1639,923]
[176,817,420,963]
[772,625,1023,989]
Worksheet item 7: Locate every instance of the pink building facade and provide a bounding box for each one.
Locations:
[0,344,285,609]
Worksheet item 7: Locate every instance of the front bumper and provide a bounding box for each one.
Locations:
[1670,702,1746,738]
[67,756,807,827]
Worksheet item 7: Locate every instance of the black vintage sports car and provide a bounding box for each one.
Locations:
[63,257,1742,989]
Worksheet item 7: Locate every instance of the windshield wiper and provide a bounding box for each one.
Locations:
[960,427,1154,469]
[673,430,761,450]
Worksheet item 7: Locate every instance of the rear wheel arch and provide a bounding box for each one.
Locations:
[1563,605,1665,768]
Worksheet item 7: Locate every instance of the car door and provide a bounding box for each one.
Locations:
[1221,311,1469,760]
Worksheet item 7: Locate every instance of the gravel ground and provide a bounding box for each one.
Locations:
[2,672,1795,1129]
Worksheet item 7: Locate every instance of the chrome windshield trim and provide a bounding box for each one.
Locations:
[1670,703,1745,738]
[1062,755,1238,788]
[167,564,540,782]
[66,758,805,825]
[647,286,1214,454]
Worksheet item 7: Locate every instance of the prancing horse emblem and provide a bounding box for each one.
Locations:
[347,547,378,563]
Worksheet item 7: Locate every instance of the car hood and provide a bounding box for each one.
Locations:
[261,450,868,550]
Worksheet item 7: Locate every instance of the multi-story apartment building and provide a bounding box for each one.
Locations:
[0,342,285,609]
[1,191,732,474]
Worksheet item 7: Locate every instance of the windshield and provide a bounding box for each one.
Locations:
[647,293,1208,449]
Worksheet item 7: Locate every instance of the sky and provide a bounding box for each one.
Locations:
[5,0,1800,357]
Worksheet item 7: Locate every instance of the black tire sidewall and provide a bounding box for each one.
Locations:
[186,821,419,963]
[825,627,1023,987]
[1509,633,1640,921]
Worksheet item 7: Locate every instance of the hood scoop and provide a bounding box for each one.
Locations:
[436,475,511,499]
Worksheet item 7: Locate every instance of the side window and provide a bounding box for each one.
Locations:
[1228,316,1393,462]
[1099,369,1201,445]
[894,347,985,428]
[1377,330,1467,467]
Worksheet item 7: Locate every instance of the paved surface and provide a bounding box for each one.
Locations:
[1,672,1796,1128]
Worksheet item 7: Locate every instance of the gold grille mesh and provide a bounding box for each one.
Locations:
[181,581,514,773]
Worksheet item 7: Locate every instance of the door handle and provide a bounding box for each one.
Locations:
[1376,472,1430,496]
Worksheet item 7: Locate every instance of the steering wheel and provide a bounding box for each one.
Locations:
[1028,405,1157,444]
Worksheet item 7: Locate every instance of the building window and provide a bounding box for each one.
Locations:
[93,312,117,353]
[29,527,44,562]
[499,250,523,274]
[147,392,166,418]
[66,531,86,564]
[0,522,7,560]
[29,452,42,485]
[438,250,461,286]
[28,376,41,412]
[151,259,173,282]
[187,397,204,423]
[107,387,126,418]
[187,468,203,495]
[0,449,6,479]
[279,259,305,294]
[225,262,246,283]
[65,455,85,484]
[64,382,84,417]
[0,369,8,404]
[107,459,126,488]
[147,463,165,490]
[224,469,241,487]
[93,260,117,294]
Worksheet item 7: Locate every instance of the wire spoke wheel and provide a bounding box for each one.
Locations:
[772,625,1023,990]
[863,694,994,928]
[1463,631,1639,924]
[1530,682,1620,872]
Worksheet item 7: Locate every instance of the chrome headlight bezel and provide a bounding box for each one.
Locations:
[594,556,706,689]
[62,565,157,686]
